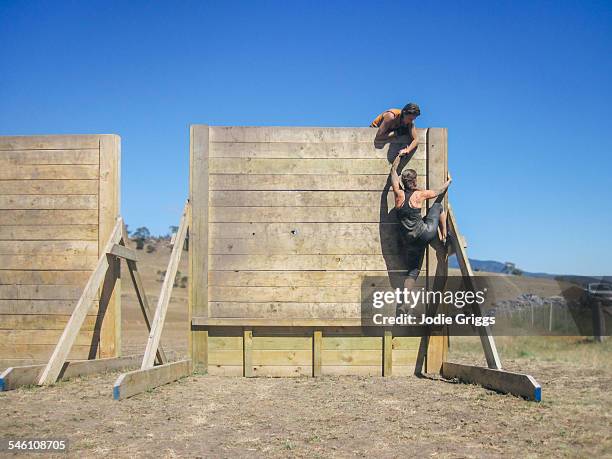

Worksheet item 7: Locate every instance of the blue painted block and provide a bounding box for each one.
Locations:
[534,386,542,402]
[113,385,120,400]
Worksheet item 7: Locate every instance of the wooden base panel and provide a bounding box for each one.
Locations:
[0,355,142,391]
[441,361,542,402]
[112,360,191,400]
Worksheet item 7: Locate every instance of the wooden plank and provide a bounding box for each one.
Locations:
[0,149,99,165]
[0,241,97,256]
[251,349,311,366]
[0,270,92,285]
[448,204,501,369]
[209,174,425,191]
[209,141,427,159]
[209,349,243,366]
[209,158,426,175]
[0,300,96,315]
[210,206,387,223]
[209,254,407,271]
[0,344,93,361]
[193,317,363,327]
[208,270,414,287]
[0,210,98,225]
[322,349,382,366]
[0,254,97,270]
[0,165,98,180]
[0,135,101,150]
[252,336,312,350]
[190,125,210,371]
[0,314,96,330]
[383,330,392,376]
[0,195,97,210]
[209,222,400,239]
[209,302,362,319]
[207,365,242,376]
[210,286,374,303]
[208,336,243,350]
[109,243,139,261]
[210,191,400,208]
[0,285,85,300]
[441,362,542,402]
[0,329,96,345]
[112,359,191,400]
[313,330,322,377]
[37,219,122,385]
[141,203,189,369]
[208,126,427,144]
[0,355,141,391]
[252,365,311,377]
[321,365,381,376]
[99,134,121,359]
[243,329,253,377]
[0,180,99,195]
[0,225,97,241]
[392,349,419,366]
[323,336,383,350]
[209,235,403,255]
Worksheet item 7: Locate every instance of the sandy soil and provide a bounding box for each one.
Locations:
[1,241,610,458]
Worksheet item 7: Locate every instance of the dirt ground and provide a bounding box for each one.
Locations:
[1,242,611,457]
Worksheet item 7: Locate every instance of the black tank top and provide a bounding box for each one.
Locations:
[396,190,425,238]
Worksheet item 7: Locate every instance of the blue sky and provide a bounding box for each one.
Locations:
[1,0,610,276]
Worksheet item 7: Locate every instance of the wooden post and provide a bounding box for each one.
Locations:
[424,128,448,373]
[548,303,553,332]
[383,330,393,377]
[447,206,502,369]
[190,125,210,371]
[313,330,322,377]
[99,135,121,358]
[243,329,253,377]
[592,301,606,343]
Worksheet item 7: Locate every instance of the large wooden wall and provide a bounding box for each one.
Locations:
[190,126,447,376]
[0,135,121,370]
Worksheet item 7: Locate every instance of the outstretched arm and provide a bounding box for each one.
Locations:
[413,178,452,205]
[398,123,419,155]
[390,152,406,207]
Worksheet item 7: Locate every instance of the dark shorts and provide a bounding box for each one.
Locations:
[401,203,444,279]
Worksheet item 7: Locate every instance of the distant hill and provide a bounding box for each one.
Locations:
[448,255,611,286]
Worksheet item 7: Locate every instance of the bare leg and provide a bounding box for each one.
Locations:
[437,209,448,244]
[397,276,416,315]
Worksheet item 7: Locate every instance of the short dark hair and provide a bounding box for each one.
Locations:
[401,168,418,190]
[401,103,420,117]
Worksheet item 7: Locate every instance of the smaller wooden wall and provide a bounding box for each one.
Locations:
[0,135,121,370]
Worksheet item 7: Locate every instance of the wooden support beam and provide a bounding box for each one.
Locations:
[125,259,167,365]
[0,355,142,391]
[383,330,393,376]
[119,223,166,365]
[141,203,189,369]
[442,362,542,402]
[109,243,139,262]
[243,329,253,377]
[313,330,322,377]
[38,219,123,385]
[447,204,502,369]
[192,317,363,327]
[112,359,191,400]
